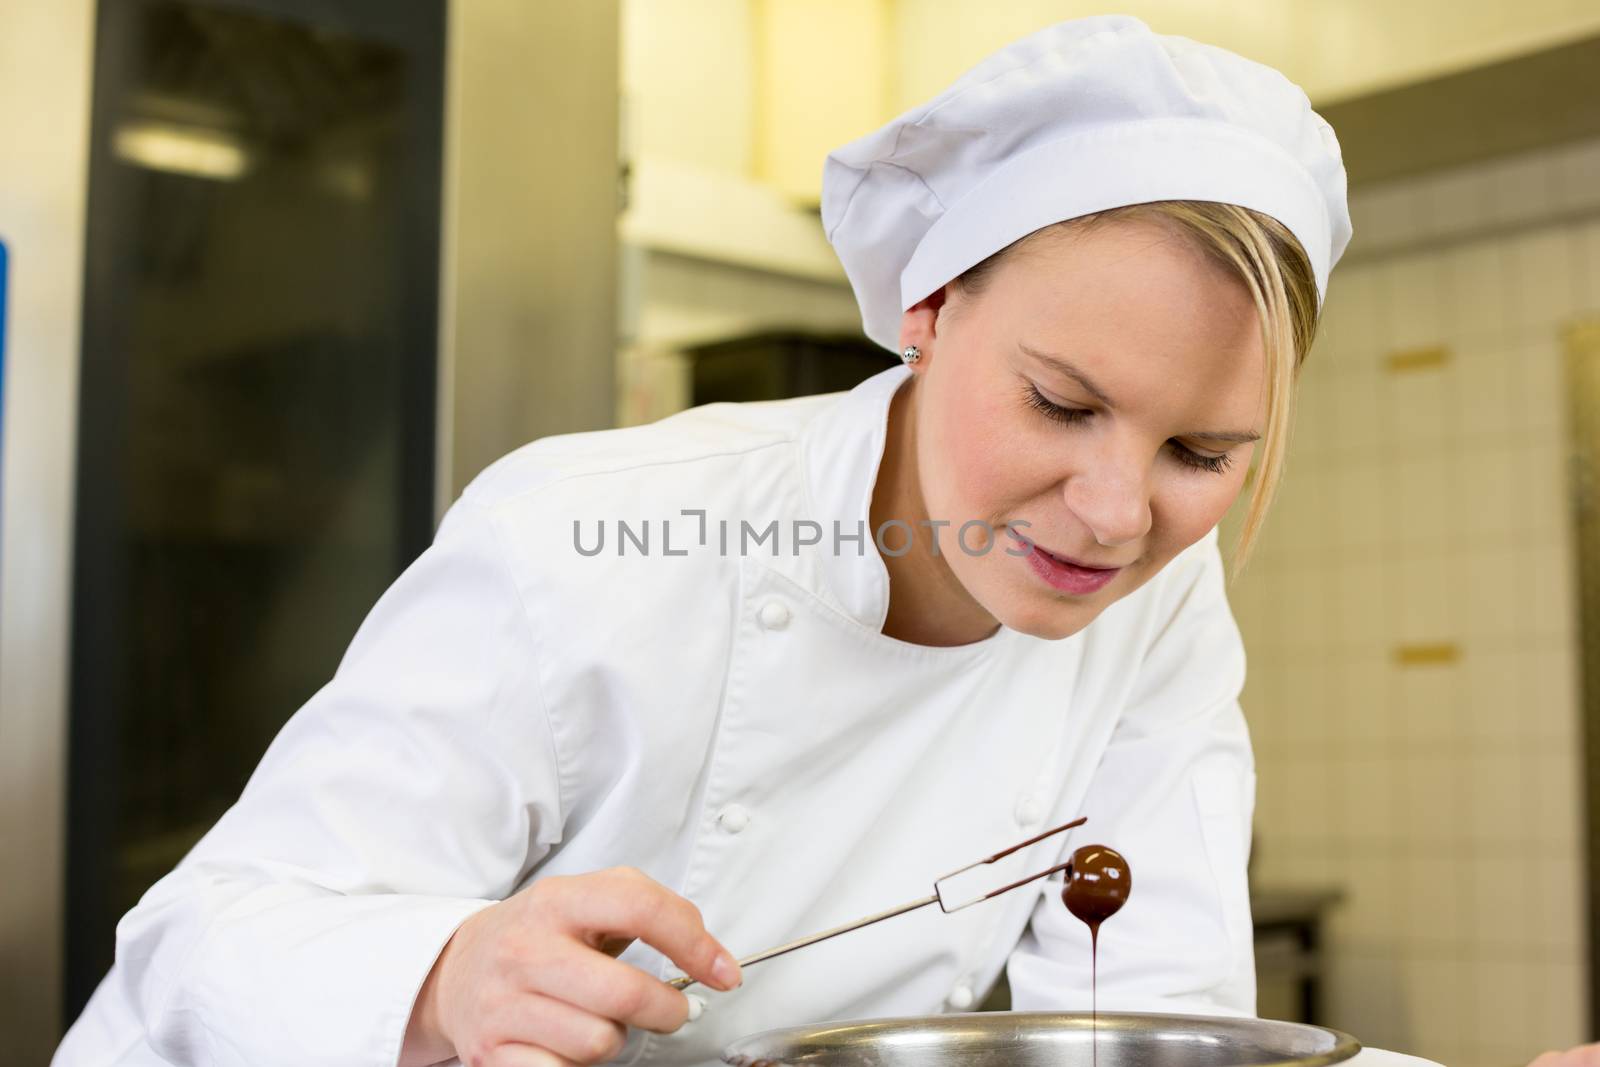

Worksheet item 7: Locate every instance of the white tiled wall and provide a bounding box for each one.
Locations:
[1222,136,1600,1066]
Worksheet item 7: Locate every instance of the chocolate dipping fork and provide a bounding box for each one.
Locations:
[667,816,1087,991]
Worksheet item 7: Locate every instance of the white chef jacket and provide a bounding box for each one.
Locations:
[55,363,1260,1067]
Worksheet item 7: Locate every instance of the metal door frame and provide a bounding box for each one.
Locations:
[1566,317,1600,1035]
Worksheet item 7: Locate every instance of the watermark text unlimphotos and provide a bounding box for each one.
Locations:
[572,511,1034,558]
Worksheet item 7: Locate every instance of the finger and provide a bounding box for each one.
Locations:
[485,992,628,1065]
[520,941,690,1034]
[597,935,635,958]
[1529,1053,1580,1067]
[484,1044,573,1067]
[555,869,740,991]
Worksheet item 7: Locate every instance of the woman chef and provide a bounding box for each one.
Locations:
[58,15,1354,1067]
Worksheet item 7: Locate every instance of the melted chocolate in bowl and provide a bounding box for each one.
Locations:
[1062,845,1131,1067]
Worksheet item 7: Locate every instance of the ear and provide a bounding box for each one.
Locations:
[897,284,951,357]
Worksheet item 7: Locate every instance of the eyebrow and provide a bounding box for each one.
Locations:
[1186,428,1262,444]
[1018,343,1261,445]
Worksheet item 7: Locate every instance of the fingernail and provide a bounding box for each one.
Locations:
[712,951,741,990]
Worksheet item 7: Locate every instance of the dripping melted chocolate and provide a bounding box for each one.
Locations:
[1061,845,1131,1067]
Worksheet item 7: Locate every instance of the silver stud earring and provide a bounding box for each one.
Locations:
[901,345,921,365]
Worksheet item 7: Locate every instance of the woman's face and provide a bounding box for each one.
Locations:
[900,217,1268,641]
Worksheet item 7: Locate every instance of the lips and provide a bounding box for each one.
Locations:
[1033,544,1121,571]
[1007,529,1125,595]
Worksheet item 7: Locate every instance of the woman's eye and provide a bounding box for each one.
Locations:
[1169,443,1233,476]
[1026,384,1234,476]
[1024,385,1090,425]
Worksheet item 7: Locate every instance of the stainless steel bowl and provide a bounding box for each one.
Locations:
[722,1011,1361,1066]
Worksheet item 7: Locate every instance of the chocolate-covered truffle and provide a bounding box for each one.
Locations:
[1061,844,1131,932]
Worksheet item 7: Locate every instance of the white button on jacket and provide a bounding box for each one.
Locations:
[717,804,751,835]
[1014,795,1044,828]
[55,365,1258,1067]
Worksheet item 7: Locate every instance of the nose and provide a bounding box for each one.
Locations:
[1061,451,1153,548]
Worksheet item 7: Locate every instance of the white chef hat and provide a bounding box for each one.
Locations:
[821,14,1352,353]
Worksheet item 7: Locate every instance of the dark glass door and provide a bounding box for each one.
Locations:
[67,0,444,1021]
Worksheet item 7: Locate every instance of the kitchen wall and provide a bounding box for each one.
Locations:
[439,0,619,504]
[617,1,872,424]
[625,0,1600,209]
[1220,135,1600,1065]
[0,0,94,1056]
[621,0,891,202]
[615,244,862,425]
[892,0,1600,122]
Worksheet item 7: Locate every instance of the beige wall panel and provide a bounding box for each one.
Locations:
[622,0,755,177]
[0,0,95,1058]
[754,0,891,204]
[442,0,621,504]
[891,1,1600,133]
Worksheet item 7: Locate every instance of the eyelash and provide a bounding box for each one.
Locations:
[1023,385,1234,476]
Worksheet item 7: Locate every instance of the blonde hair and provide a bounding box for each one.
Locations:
[950,201,1320,576]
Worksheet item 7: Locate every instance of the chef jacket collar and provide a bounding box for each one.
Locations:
[798,363,914,632]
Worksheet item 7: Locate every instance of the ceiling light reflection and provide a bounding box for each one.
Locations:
[113,122,251,181]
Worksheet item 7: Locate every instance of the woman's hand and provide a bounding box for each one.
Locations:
[401,867,741,1067]
[1530,1045,1600,1067]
